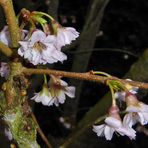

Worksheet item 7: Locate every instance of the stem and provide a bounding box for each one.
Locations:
[44,74,48,84]
[108,83,116,106]
[22,67,148,89]
[33,11,54,21]
[31,113,53,148]
[23,68,107,83]
[93,71,111,77]
[0,41,13,57]
[0,0,20,47]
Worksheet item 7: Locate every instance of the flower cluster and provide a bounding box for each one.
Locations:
[18,30,67,65]
[18,26,79,65]
[93,80,148,140]
[0,10,79,65]
[93,105,136,140]
[31,75,75,106]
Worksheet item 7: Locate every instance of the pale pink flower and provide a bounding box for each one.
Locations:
[124,93,148,127]
[48,75,75,106]
[55,27,79,49]
[0,26,28,46]
[0,62,10,78]
[93,105,136,140]
[18,30,67,65]
[31,76,75,106]
[31,85,54,106]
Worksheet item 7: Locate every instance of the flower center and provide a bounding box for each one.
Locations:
[33,41,46,52]
[50,83,66,97]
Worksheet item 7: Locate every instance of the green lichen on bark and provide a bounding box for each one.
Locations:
[4,106,39,148]
[0,62,40,148]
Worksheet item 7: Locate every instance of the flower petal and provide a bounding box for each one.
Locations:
[104,125,114,140]
[65,86,76,98]
[105,117,122,128]
[93,125,105,137]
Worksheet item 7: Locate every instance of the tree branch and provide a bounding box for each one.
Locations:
[22,67,148,89]
[0,41,13,57]
[0,0,20,47]
[31,113,53,148]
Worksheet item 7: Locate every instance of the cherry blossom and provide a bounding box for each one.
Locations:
[124,93,148,127]
[31,85,53,106]
[93,105,136,140]
[55,27,79,49]
[31,75,75,106]
[0,62,10,79]
[48,75,75,106]
[18,30,67,65]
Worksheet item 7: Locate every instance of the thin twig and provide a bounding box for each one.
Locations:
[23,67,148,89]
[31,112,53,148]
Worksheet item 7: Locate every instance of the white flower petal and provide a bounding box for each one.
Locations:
[139,103,148,112]
[123,113,137,127]
[52,50,67,62]
[58,91,66,104]
[41,95,50,106]
[31,30,46,43]
[126,106,140,113]
[104,125,114,140]
[65,86,76,98]
[105,117,122,128]
[93,125,105,137]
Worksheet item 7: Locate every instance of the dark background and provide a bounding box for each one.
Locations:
[0,0,148,147]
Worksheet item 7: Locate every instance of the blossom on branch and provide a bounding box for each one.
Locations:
[18,30,67,65]
[55,27,79,49]
[31,85,53,106]
[31,75,75,106]
[48,75,75,106]
[93,105,136,140]
[123,93,148,127]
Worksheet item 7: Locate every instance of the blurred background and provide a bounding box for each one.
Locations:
[0,0,148,147]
